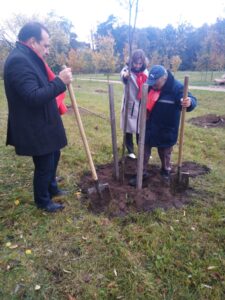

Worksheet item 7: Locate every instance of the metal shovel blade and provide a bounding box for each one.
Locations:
[88,181,112,202]
[170,171,189,193]
[88,182,110,195]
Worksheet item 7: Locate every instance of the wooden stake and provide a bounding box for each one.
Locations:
[136,84,148,190]
[108,83,120,181]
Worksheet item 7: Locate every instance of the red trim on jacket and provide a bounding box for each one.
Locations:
[146,89,161,112]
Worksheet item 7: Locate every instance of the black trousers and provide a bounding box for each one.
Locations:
[125,132,139,154]
[32,150,60,207]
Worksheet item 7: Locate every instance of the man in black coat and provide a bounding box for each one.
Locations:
[129,65,197,186]
[4,22,73,212]
[144,65,197,180]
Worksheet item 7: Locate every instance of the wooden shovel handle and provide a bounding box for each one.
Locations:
[67,83,98,181]
[177,76,189,168]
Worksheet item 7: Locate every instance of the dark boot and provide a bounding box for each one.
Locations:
[158,147,173,179]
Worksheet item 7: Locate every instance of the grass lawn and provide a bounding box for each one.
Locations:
[77,70,225,87]
[0,76,225,300]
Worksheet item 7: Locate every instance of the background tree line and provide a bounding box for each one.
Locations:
[0,13,224,76]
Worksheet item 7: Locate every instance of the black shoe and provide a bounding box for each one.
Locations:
[129,173,149,187]
[160,169,170,180]
[37,202,65,213]
[51,189,69,199]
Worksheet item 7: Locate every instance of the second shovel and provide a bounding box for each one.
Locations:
[170,75,190,193]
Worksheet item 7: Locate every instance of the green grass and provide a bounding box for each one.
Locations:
[77,70,225,87]
[0,77,225,299]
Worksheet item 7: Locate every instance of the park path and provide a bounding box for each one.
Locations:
[78,78,225,92]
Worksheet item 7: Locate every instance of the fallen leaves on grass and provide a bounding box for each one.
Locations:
[100,218,110,226]
[83,273,92,283]
[66,218,73,224]
[207,266,217,270]
[34,285,41,290]
[201,284,212,289]
[5,242,18,249]
[63,269,72,274]
[9,244,18,249]
[75,192,81,199]
[107,281,118,289]
[14,199,20,205]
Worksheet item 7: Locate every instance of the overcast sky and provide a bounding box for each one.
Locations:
[1,0,225,41]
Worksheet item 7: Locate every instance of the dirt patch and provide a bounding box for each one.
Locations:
[79,159,210,217]
[66,105,107,122]
[95,89,107,93]
[66,105,88,115]
[66,105,97,117]
[180,161,210,177]
[189,114,225,128]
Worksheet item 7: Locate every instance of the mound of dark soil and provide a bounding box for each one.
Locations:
[189,114,225,128]
[79,159,210,217]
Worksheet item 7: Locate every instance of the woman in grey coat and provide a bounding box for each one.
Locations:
[120,49,148,159]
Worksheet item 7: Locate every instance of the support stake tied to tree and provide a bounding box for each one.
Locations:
[120,0,140,183]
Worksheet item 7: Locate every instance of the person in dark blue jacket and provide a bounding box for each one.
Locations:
[143,65,197,180]
[4,22,73,212]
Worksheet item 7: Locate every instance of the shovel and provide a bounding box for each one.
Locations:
[67,82,112,201]
[170,76,190,193]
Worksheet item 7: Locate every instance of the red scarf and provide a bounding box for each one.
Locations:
[20,42,67,115]
[44,64,67,115]
[146,89,161,112]
[136,72,148,100]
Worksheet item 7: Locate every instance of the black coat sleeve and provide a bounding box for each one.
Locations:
[5,56,66,108]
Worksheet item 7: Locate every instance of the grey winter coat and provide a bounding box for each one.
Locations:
[120,66,148,134]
